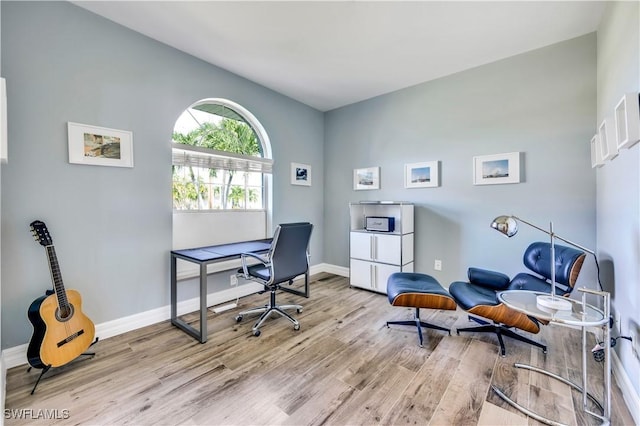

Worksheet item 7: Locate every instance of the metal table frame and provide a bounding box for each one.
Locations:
[497,288,611,426]
[170,239,310,343]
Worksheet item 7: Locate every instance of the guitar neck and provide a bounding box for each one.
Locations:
[45,245,70,311]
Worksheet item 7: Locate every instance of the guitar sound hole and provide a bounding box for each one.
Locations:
[56,305,74,322]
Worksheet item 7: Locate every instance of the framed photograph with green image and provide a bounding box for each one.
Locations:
[68,122,134,168]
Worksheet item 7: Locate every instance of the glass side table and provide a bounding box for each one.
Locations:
[496,288,611,426]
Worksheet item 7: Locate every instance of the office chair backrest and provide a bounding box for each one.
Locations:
[522,242,586,288]
[269,222,313,283]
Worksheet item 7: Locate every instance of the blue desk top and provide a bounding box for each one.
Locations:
[172,239,272,262]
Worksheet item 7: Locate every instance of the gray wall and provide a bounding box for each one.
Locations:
[0,1,324,348]
[324,34,597,290]
[596,2,640,398]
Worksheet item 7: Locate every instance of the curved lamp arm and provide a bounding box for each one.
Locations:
[490,214,601,310]
[491,215,595,255]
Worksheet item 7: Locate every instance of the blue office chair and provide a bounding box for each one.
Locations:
[235,222,313,336]
[449,242,586,355]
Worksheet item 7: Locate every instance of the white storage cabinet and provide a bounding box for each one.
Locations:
[349,202,414,294]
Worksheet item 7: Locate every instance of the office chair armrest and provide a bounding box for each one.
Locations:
[240,252,270,279]
[468,267,510,290]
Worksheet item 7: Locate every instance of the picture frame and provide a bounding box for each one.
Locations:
[68,122,134,168]
[291,162,311,186]
[353,166,380,190]
[405,161,439,188]
[598,117,618,162]
[473,152,521,185]
[590,134,604,168]
[614,93,640,150]
[0,78,7,163]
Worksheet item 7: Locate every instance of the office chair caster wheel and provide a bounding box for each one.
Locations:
[294,324,300,331]
[253,329,261,337]
[235,315,243,322]
[297,308,302,313]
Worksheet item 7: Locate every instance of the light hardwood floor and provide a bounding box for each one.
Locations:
[5,273,635,425]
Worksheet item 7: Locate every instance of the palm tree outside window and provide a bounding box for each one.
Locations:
[172,100,272,211]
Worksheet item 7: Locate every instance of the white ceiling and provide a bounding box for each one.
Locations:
[74,1,606,112]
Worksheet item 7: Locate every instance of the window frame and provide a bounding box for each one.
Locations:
[172,98,273,233]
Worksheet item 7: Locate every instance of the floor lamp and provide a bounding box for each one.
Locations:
[490,215,597,312]
[491,215,612,423]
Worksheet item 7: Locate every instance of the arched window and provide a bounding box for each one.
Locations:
[172,98,272,210]
[172,99,272,272]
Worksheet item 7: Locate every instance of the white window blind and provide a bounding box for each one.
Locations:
[172,142,273,173]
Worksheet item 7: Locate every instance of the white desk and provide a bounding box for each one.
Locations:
[497,289,611,426]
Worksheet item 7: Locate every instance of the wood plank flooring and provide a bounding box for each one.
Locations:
[5,273,635,425]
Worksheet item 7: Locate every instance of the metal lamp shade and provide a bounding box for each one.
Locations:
[491,215,519,237]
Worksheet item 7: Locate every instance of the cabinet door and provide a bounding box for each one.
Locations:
[373,234,401,264]
[350,258,374,290]
[374,262,401,294]
[350,232,373,261]
[350,258,401,294]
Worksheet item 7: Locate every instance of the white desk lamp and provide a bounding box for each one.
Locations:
[491,215,596,312]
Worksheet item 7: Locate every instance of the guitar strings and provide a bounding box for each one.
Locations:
[46,245,72,338]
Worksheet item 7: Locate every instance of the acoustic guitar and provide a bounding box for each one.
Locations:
[27,220,95,369]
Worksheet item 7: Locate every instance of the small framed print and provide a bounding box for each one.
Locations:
[291,162,311,186]
[598,117,618,162]
[0,78,7,163]
[405,161,439,188]
[353,166,380,190]
[614,93,640,150]
[473,152,521,185]
[68,122,133,168]
[590,134,604,168]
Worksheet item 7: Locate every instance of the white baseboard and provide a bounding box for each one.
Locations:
[612,349,640,424]
[1,264,339,369]
[3,263,638,423]
[316,263,349,277]
[2,282,265,369]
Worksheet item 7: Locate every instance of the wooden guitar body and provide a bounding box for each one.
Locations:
[27,220,96,371]
[27,290,95,369]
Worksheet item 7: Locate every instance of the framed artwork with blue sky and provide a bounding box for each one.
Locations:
[405,161,440,188]
[473,152,521,185]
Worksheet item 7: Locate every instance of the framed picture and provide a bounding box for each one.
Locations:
[405,161,439,188]
[598,117,618,162]
[68,122,134,168]
[353,166,380,190]
[614,93,640,150]
[590,134,604,168]
[0,78,7,163]
[473,152,521,185]
[291,162,311,186]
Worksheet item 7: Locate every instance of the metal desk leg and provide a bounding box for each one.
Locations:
[199,262,208,343]
[171,254,177,322]
[170,256,208,344]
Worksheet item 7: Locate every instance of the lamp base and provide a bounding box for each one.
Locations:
[536,295,572,312]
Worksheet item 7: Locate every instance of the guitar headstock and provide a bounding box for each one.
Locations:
[30,220,53,246]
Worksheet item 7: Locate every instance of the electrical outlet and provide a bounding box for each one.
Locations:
[230,274,238,286]
[434,259,442,271]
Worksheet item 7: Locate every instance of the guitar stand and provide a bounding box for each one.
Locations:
[27,337,99,395]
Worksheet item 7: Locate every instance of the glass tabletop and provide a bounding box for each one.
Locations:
[498,290,607,327]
